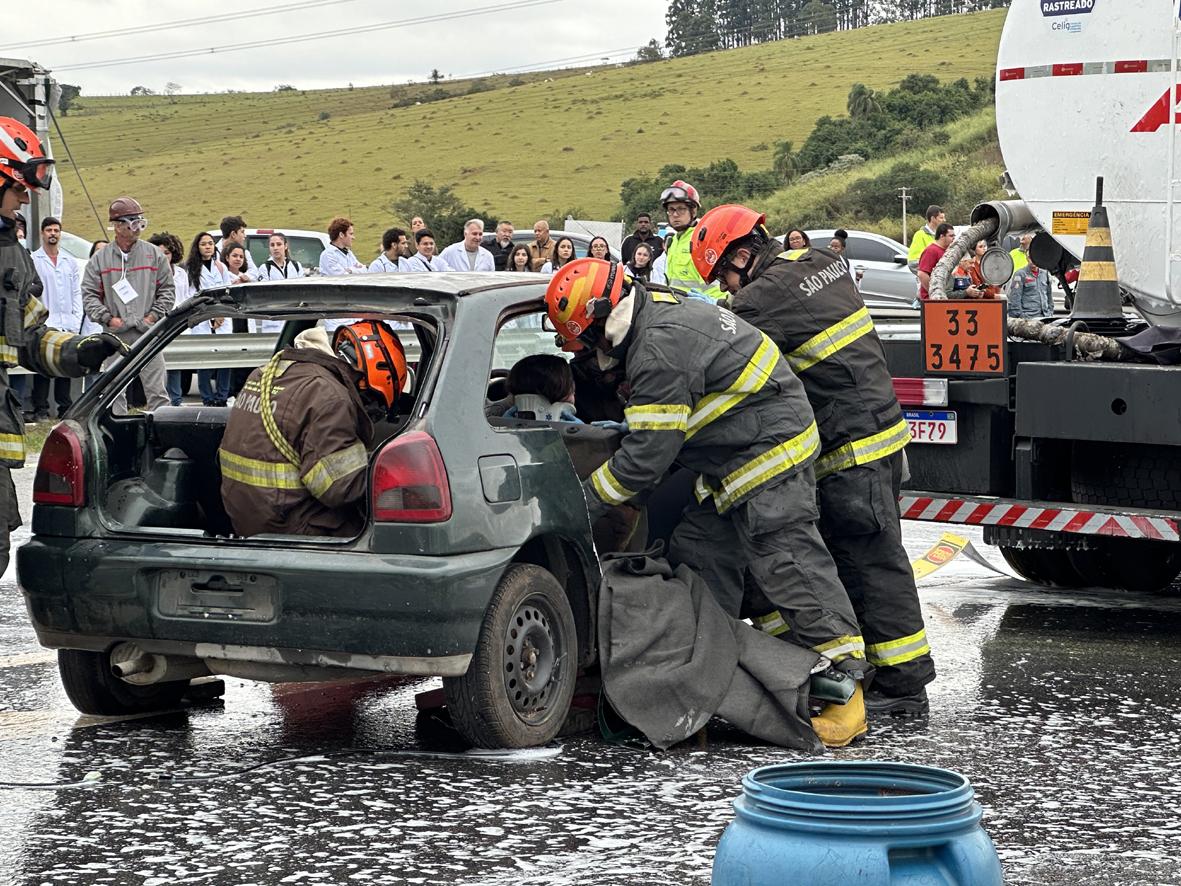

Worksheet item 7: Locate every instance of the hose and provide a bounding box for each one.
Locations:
[929,217,999,301]
[1005,317,1125,360]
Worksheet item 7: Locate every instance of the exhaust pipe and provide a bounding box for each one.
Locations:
[109,643,211,685]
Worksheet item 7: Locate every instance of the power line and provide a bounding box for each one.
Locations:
[0,0,365,51]
[52,0,571,72]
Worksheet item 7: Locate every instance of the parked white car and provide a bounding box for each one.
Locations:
[208,228,331,271]
[805,229,917,308]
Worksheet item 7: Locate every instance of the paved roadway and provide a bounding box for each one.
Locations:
[1,464,1180,886]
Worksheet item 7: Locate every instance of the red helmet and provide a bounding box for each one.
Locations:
[333,320,407,412]
[545,257,627,352]
[660,179,700,209]
[0,117,54,192]
[691,204,767,282]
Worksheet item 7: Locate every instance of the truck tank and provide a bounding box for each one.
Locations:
[996,0,1181,325]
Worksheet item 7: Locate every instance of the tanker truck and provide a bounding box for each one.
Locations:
[884,0,1181,591]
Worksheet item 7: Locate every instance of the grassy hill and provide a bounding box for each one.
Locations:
[56,9,1006,245]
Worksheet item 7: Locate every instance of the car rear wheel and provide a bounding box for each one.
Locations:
[444,564,577,749]
[58,648,188,716]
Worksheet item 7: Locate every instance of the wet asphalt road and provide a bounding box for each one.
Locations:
[2,464,1181,886]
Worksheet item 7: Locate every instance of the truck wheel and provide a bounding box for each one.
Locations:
[444,564,577,749]
[1068,540,1181,594]
[58,649,188,716]
[1071,442,1181,509]
[999,546,1085,588]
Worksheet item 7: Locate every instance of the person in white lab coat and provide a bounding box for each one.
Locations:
[253,232,305,334]
[28,216,84,419]
[403,228,443,272]
[318,216,367,277]
[369,227,409,274]
[437,219,495,272]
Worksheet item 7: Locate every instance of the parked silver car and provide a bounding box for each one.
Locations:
[806,229,917,308]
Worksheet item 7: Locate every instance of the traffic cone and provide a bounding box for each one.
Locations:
[1070,176,1124,325]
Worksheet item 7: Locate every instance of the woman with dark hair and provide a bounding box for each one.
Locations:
[504,243,532,272]
[180,232,232,405]
[587,236,614,261]
[87,239,108,258]
[785,228,810,250]
[541,237,577,274]
[627,241,654,283]
[829,228,849,257]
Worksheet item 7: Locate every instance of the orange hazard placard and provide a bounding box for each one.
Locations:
[921,300,1007,376]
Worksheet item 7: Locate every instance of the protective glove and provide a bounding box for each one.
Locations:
[590,419,629,433]
[683,288,716,304]
[77,332,129,371]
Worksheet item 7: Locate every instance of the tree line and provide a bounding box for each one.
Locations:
[663,0,1008,57]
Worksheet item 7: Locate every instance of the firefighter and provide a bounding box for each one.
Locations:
[218,320,406,538]
[0,117,125,574]
[660,180,721,299]
[547,258,869,747]
[691,203,935,716]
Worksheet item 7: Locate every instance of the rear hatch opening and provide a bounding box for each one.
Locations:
[79,307,442,542]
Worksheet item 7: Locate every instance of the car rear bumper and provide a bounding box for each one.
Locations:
[18,537,516,668]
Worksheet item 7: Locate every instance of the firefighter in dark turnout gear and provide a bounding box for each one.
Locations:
[546,257,869,747]
[0,117,125,574]
[693,203,935,717]
[219,321,406,537]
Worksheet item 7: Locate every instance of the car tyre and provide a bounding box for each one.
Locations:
[1068,540,1181,594]
[58,648,188,716]
[999,546,1085,588]
[444,564,577,749]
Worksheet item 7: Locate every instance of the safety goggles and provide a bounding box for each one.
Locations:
[1,156,54,191]
[660,185,692,205]
[115,215,149,233]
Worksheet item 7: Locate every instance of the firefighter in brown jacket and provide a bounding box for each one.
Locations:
[219,320,407,537]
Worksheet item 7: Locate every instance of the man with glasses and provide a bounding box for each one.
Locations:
[82,196,175,413]
[0,117,124,574]
[660,180,720,299]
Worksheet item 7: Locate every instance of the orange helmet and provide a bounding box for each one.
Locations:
[545,257,627,352]
[333,320,408,412]
[0,118,54,192]
[691,204,767,282]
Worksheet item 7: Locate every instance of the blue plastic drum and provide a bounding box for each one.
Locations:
[712,761,1002,886]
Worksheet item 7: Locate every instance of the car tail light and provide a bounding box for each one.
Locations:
[371,431,451,523]
[893,377,949,407]
[33,423,86,507]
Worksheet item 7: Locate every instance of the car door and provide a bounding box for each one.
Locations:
[846,236,915,306]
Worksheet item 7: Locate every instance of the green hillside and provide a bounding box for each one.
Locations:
[55,9,1006,244]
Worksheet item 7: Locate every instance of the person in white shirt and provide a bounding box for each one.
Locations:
[437,218,495,272]
[318,216,367,277]
[253,232,304,333]
[219,215,258,274]
[403,228,442,272]
[369,227,409,274]
[28,216,83,419]
[649,233,673,285]
[177,232,232,405]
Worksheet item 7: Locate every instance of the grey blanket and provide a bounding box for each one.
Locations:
[598,553,822,751]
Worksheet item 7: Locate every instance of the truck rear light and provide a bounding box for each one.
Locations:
[33,423,86,507]
[893,377,949,407]
[371,431,452,523]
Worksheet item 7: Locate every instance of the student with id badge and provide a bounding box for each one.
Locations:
[81,196,175,413]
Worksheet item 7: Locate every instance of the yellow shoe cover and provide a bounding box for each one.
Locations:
[811,682,868,748]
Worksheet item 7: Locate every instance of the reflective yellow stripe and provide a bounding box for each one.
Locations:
[259,355,300,466]
[590,462,635,505]
[753,611,790,637]
[1080,261,1118,281]
[0,337,17,365]
[38,330,74,375]
[0,432,25,462]
[713,421,820,513]
[815,417,911,479]
[1085,227,1112,248]
[23,295,48,329]
[693,474,712,504]
[624,403,690,432]
[301,441,368,500]
[686,334,780,440]
[778,248,810,261]
[787,307,874,374]
[814,634,867,662]
[219,448,302,490]
[866,628,930,667]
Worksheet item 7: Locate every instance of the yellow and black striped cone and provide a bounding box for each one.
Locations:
[1070,177,1123,322]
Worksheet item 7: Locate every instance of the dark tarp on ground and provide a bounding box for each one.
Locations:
[597,552,823,752]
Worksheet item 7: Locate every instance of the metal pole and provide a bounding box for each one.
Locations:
[1167,2,1180,301]
[899,187,911,245]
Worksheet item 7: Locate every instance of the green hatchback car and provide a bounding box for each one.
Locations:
[18,273,625,748]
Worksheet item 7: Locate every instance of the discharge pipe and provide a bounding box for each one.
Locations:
[929,200,1039,300]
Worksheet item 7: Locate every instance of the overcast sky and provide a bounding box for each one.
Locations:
[3,0,668,96]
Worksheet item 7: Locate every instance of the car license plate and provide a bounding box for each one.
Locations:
[905,410,957,445]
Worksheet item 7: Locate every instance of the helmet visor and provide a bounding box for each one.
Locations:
[660,185,690,206]
[9,157,54,191]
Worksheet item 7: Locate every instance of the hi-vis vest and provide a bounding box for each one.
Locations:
[733,247,909,480]
[665,225,722,300]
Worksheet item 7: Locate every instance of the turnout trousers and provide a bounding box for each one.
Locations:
[0,465,21,577]
[668,467,866,672]
[818,451,934,696]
